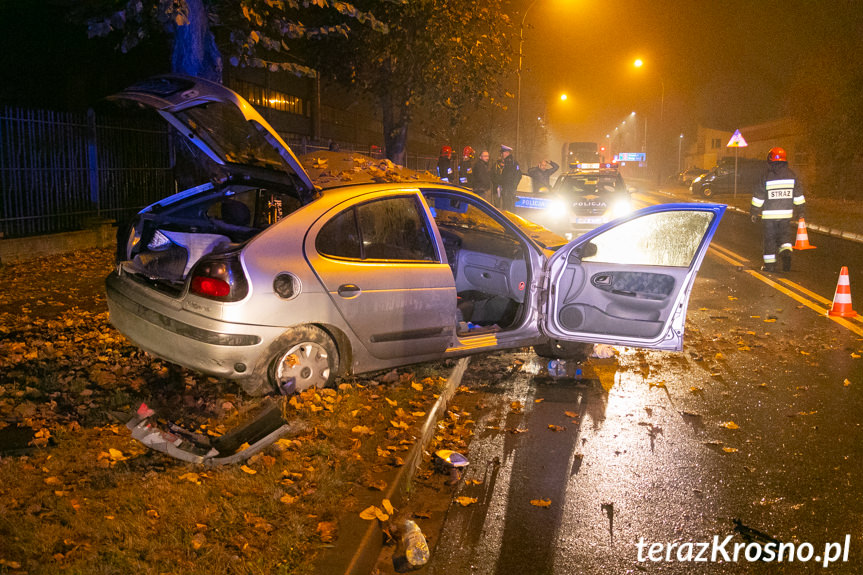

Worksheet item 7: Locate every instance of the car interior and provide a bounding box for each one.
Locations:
[423,191,530,336]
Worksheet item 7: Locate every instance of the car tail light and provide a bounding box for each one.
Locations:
[189,251,249,302]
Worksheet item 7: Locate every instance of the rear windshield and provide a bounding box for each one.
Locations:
[175,102,289,171]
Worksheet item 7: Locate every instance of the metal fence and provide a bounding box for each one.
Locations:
[0,105,440,240]
[0,106,174,239]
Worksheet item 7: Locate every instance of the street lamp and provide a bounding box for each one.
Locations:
[633,58,665,182]
[516,0,540,159]
[678,133,684,172]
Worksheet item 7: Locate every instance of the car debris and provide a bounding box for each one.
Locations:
[126,398,294,465]
[433,449,469,484]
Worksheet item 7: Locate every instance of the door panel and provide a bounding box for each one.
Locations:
[307,193,456,360]
[544,203,725,350]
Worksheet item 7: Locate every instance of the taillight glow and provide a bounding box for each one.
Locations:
[191,276,231,298]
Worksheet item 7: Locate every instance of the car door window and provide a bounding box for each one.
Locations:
[581,210,714,267]
[316,196,437,262]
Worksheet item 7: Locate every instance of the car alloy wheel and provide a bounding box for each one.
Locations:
[701,187,713,198]
[270,326,339,392]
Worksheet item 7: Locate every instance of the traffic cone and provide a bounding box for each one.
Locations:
[828,267,857,318]
[793,218,816,250]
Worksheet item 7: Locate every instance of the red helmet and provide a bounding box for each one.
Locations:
[462,146,475,158]
[440,145,452,157]
[767,147,787,162]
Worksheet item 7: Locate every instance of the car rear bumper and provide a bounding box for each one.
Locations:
[105,271,283,380]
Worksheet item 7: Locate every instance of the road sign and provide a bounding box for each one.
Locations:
[727,129,748,148]
[615,152,646,162]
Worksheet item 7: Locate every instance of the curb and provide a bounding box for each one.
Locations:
[316,357,471,575]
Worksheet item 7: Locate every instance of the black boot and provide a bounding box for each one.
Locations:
[760,263,776,272]
[780,250,791,272]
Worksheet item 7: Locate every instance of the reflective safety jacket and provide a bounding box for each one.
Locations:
[750,162,805,220]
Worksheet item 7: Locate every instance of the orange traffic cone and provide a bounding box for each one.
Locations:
[828,266,857,318]
[793,218,816,250]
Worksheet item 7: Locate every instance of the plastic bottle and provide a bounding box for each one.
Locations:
[548,359,566,378]
[400,520,430,568]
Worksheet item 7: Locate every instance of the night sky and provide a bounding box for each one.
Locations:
[1,0,860,157]
[521,0,861,149]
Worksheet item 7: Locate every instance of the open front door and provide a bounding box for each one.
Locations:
[542,203,725,350]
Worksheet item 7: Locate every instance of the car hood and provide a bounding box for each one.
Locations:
[108,74,315,193]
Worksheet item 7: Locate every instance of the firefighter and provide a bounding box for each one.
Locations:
[436,145,455,183]
[750,147,805,272]
[458,146,475,187]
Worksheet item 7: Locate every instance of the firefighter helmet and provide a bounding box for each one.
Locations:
[462,146,475,158]
[767,147,787,162]
[440,145,452,157]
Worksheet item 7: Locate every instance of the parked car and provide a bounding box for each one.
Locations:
[513,164,635,239]
[678,167,708,187]
[105,75,726,396]
[690,159,764,197]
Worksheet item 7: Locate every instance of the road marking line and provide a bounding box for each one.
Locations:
[708,246,746,267]
[710,242,751,263]
[708,243,863,337]
[743,270,863,337]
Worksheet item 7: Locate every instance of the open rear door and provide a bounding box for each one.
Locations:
[542,203,725,350]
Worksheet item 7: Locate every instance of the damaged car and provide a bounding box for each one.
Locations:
[106,75,726,398]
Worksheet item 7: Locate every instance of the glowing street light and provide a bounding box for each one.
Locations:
[560,93,568,101]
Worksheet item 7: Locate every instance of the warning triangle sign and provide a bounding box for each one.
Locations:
[727,129,748,148]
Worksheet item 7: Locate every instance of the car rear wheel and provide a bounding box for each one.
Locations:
[701,187,713,198]
[269,326,340,393]
[533,340,591,362]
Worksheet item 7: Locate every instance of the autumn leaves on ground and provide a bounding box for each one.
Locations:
[0,248,452,574]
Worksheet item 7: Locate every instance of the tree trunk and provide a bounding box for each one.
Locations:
[380,90,409,165]
[171,0,222,82]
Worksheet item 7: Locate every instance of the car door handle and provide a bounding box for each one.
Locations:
[337,284,361,297]
[593,274,612,285]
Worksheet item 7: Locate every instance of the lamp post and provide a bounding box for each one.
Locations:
[678,133,684,172]
[633,58,665,183]
[516,0,540,158]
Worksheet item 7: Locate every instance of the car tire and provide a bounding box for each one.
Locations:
[533,340,591,362]
[268,325,340,393]
[701,187,713,198]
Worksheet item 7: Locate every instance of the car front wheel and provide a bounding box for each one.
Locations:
[269,326,340,393]
[701,187,713,198]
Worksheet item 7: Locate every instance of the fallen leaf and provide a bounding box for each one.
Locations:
[689,386,703,393]
[411,382,423,391]
[280,493,298,505]
[564,411,578,418]
[464,478,484,486]
[510,401,523,413]
[351,425,374,435]
[455,496,477,507]
[146,509,160,518]
[316,521,337,543]
[382,499,395,515]
[722,447,738,453]
[44,476,62,486]
[191,532,206,550]
[764,318,777,323]
[385,397,397,407]
[719,421,739,430]
[178,472,201,485]
[530,498,552,508]
[240,465,257,475]
[548,424,565,432]
[534,398,544,403]
[844,379,852,387]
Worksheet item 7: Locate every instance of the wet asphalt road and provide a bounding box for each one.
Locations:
[422,188,863,574]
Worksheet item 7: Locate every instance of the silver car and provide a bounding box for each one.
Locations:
[105,75,726,396]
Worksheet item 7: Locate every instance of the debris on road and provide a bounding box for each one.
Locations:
[393,519,430,571]
[127,399,293,465]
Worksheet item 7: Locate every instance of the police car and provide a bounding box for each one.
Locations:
[514,163,634,238]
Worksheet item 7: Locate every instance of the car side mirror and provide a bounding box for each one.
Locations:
[570,241,597,262]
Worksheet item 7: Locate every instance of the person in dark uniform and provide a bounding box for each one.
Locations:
[527,159,560,193]
[436,145,455,183]
[750,147,806,272]
[493,145,521,211]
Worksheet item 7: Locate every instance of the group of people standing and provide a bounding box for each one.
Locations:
[437,144,557,212]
